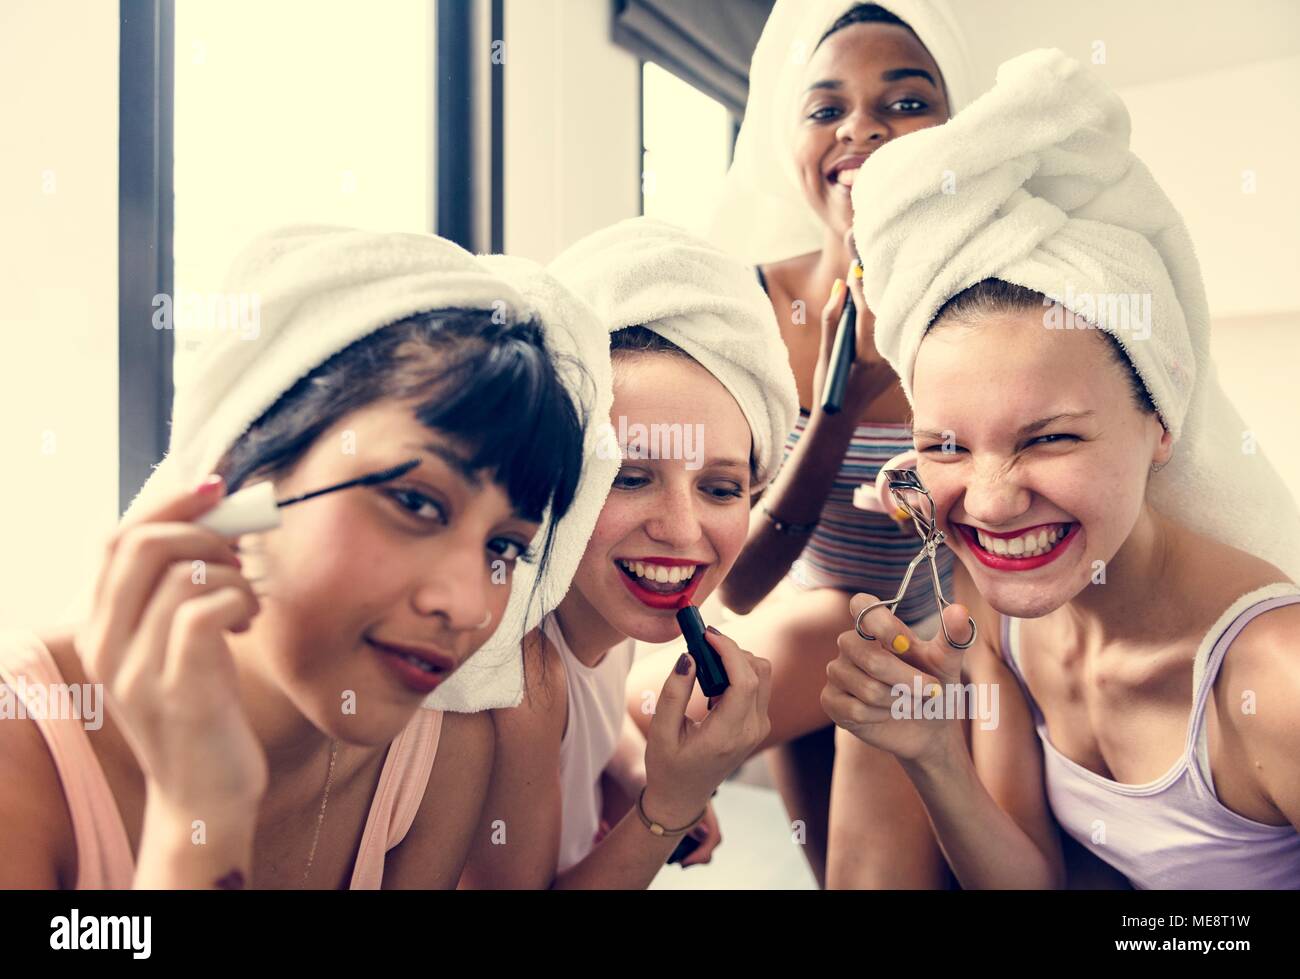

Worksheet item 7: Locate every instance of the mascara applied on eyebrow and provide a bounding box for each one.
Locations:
[195,458,423,537]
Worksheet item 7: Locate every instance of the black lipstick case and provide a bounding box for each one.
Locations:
[675,604,730,698]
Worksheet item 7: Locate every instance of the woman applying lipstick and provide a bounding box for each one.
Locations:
[459,218,796,889]
[0,227,599,889]
[822,52,1300,888]
[703,0,976,888]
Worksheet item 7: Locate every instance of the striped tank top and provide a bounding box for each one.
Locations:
[782,410,953,625]
[998,582,1300,889]
[755,265,952,626]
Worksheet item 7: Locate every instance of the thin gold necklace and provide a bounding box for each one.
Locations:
[302,739,340,887]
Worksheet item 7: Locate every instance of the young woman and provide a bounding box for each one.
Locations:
[629,0,975,887]
[0,227,599,889]
[460,218,796,889]
[822,50,1300,888]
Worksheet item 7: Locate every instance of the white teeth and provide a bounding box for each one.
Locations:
[619,560,698,584]
[402,653,435,673]
[973,524,1070,560]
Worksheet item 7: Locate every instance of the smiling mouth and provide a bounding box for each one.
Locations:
[366,638,454,675]
[616,559,703,596]
[828,153,870,188]
[959,522,1076,560]
[829,166,860,189]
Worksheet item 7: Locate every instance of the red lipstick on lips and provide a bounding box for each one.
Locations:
[617,556,705,610]
[954,522,1080,573]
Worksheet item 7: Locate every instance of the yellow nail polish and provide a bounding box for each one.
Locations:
[892,634,910,654]
[893,506,910,522]
[852,262,864,280]
[831,278,845,303]
[925,683,942,699]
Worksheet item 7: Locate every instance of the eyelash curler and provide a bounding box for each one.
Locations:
[853,468,978,650]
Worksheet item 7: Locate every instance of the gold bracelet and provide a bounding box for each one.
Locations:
[636,787,705,838]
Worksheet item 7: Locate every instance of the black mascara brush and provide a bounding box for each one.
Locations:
[195,458,423,536]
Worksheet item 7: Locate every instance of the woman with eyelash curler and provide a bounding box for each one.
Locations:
[822,49,1300,889]
[0,225,607,890]
[458,218,798,889]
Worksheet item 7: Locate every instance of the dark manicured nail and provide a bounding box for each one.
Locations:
[705,625,722,636]
[674,653,691,675]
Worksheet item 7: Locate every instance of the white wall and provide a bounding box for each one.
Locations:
[1120,55,1300,320]
[503,0,642,263]
[0,0,119,631]
[1117,56,1300,506]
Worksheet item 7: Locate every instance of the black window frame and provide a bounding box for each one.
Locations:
[118,0,174,516]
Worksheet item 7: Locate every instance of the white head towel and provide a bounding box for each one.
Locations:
[64,224,615,712]
[708,0,974,265]
[852,49,1300,582]
[548,217,800,492]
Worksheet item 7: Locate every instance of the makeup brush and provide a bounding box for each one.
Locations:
[820,267,860,415]
[195,458,423,537]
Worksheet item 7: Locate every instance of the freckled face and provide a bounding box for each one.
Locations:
[793,22,949,239]
[568,355,753,645]
[911,310,1170,619]
[236,400,540,745]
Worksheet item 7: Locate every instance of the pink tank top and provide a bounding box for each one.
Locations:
[998,582,1300,889]
[0,631,443,889]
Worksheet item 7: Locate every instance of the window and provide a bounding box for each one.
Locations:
[172,0,435,382]
[640,61,732,234]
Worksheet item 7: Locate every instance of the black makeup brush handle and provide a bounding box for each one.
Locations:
[821,292,856,415]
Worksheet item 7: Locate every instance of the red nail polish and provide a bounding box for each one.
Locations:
[196,474,223,494]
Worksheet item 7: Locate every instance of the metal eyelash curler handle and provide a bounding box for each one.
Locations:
[854,469,978,650]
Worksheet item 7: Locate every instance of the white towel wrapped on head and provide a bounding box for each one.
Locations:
[851,48,1300,582]
[63,224,616,712]
[548,217,800,492]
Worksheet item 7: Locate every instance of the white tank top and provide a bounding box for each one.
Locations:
[999,581,1300,888]
[541,614,637,874]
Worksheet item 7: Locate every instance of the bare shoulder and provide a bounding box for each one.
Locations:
[435,709,494,765]
[421,708,494,808]
[383,709,495,888]
[0,632,78,886]
[493,627,566,745]
[1214,599,1300,732]
[1211,596,1300,822]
